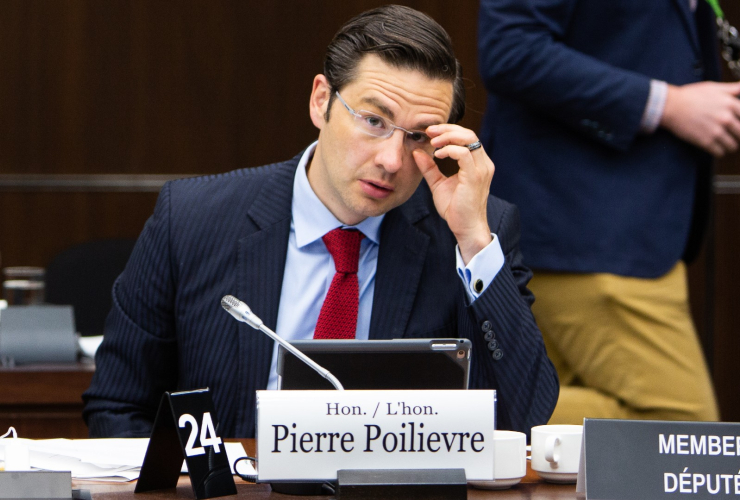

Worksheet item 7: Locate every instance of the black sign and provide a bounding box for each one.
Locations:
[135,389,237,499]
[577,419,740,500]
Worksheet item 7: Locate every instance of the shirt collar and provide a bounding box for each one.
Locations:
[292,141,384,248]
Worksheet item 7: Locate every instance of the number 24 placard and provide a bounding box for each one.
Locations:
[136,389,236,500]
[179,412,222,456]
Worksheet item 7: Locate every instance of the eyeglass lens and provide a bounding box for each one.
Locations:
[337,92,433,152]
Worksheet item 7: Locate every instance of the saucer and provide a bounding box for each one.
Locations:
[468,477,523,490]
[535,470,578,484]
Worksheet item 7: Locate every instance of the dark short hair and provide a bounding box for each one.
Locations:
[323,4,465,124]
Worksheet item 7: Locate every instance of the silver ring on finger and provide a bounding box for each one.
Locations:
[466,141,482,151]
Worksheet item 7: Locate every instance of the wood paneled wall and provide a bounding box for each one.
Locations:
[0,0,485,177]
[1,1,739,422]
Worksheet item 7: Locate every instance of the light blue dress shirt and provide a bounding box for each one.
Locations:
[266,142,505,389]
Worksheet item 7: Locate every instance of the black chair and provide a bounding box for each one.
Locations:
[45,239,137,336]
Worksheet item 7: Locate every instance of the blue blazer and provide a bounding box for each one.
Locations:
[478,0,719,278]
[83,153,558,438]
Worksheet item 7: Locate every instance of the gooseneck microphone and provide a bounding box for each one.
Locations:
[221,295,344,390]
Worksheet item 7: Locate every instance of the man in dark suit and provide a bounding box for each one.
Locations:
[83,5,558,438]
[478,0,737,423]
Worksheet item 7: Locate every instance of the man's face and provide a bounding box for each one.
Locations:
[307,55,453,226]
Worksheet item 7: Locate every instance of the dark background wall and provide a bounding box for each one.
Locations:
[1,1,738,421]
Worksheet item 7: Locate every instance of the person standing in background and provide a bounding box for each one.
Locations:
[478,0,738,423]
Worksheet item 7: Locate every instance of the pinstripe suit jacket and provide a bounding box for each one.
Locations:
[83,152,558,438]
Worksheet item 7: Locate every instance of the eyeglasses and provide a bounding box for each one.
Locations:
[335,91,433,152]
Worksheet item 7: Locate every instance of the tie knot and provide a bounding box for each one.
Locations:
[322,228,364,273]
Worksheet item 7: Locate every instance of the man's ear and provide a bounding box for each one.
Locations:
[309,74,331,129]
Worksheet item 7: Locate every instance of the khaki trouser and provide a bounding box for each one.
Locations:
[530,262,719,423]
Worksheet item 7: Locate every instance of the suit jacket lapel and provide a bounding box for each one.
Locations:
[236,158,297,434]
[672,0,701,53]
[238,161,296,329]
[369,187,431,340]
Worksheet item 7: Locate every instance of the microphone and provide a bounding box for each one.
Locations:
[221,294,264,329]
[221,295,344,390]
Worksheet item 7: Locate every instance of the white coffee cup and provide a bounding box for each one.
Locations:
[469,430,527,490]
[530,424,583,483]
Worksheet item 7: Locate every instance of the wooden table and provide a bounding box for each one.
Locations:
[75,439,578,499]
[0,362,94,438]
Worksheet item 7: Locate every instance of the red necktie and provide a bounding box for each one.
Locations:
[313,228,365,339]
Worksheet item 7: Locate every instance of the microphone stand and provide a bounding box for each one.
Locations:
[221,295,343,495]
[221,295,344,390]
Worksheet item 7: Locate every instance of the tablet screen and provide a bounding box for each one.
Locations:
[277,338,471,390]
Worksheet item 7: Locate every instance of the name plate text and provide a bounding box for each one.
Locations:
[256,389,495,481]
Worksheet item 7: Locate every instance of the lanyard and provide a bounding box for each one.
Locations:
[706,0,725,20]
[711,0,740,78]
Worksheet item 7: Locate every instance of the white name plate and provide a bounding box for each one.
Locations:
[256,389,495,481]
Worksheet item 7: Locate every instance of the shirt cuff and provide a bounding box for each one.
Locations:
[640,80,668,134]
[455,234,505,302]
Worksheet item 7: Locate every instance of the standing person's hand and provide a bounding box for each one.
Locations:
[661,81,740,157]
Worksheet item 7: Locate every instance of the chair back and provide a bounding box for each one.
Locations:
[45,239,136,336]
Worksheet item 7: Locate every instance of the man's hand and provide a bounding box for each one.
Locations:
[660,81,740,157]
[413,124,495,264]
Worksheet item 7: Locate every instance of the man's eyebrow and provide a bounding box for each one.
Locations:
[359,97,395,120]
[359,96,442,131]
